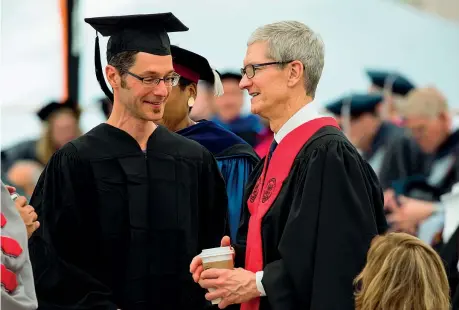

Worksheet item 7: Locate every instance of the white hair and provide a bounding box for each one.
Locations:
[248,20,325,98]
[398,87,449,119]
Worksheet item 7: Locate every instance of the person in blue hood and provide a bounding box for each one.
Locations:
[158,45,260,240]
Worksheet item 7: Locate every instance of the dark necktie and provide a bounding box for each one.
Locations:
[267,140,278,166]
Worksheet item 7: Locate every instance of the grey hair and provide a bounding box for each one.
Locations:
[398,87,449,119]
[248,21,325,98]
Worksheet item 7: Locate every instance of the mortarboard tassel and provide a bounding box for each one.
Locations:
[94,34,114,102]
[212,69,224,97]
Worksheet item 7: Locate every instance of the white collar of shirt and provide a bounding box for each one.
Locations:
[274,104,322,143]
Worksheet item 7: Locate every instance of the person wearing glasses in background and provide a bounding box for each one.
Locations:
[190,21,387,310]
[28,13,228,310]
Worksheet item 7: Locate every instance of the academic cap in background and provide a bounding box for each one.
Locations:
[325,93,384,117]
[219,71,242,82]
[84,13,189,102]
[171,45,223,96]
[366,69,415,96]
[36,99,80,122]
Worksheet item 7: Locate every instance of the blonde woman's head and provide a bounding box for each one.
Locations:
[354,232,450,310]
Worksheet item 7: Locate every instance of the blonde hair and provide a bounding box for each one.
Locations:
[354,232,450,310]
[36,108,81,165]
[398,87,448,119]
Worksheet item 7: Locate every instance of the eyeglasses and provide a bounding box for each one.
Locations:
[127,71,180,87]
[240,61,293,79]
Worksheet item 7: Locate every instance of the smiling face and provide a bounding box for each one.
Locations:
[107,52,175,122]
[239,41,291,120]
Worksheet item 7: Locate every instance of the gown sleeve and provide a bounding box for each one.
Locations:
[28,144,117,310]
[261,140,387,310]
[378,135,428,190]
[198,150,230,250]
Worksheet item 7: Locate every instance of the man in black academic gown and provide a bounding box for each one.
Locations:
[190,21,387,310]
[385,87,459,243]
[325,93,426,190]
[383,87,459,306]
[28,13,228,310]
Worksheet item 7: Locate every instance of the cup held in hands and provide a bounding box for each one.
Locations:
[199,246,234,304]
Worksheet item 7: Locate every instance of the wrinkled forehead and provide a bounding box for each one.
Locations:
[243,41,270,66]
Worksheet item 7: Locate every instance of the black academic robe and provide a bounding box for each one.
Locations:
[392,130,459,201]
[362,122,427,190]
[234,126,387,310]
[28,124,228,310]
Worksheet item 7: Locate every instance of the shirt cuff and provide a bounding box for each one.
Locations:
[255,271,266,296]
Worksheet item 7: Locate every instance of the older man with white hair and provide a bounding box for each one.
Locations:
[190,21,387,310]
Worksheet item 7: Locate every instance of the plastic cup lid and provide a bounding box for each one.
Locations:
[199,246,234,258]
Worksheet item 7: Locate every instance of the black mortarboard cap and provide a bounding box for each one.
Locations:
[171,45,214,84]
[36,99,80,122]
[366,69,415,96]
[325,93,384,117]
[219,71,242,82]
[171,45,224,96]
[85,13,189,101]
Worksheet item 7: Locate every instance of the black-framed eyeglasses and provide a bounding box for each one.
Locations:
[127,71,180,87]
[240,61,293,79]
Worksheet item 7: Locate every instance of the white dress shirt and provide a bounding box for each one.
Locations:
[256,104,323,296]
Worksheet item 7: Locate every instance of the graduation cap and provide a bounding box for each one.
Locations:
[170,45,223,96]
[219,71,242,82]
[36,99,80,122]
[366,69,415,96]
[325,93,384,118]
[84,13,189,102]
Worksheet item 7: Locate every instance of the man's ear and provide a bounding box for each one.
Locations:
[287,60,304,87]
[105,65,121,89]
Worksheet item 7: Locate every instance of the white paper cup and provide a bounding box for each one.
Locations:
[199,246,234,304]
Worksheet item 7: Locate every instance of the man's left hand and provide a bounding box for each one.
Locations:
[199,268,260,309]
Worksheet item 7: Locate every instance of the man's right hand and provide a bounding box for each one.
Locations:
[13,195,40,238]
[190,236,232,283]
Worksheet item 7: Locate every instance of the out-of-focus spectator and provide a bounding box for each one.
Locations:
[354,232,450,310]
[2,99,82,196]
[386,87,458,244]
[211,71,265,146]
